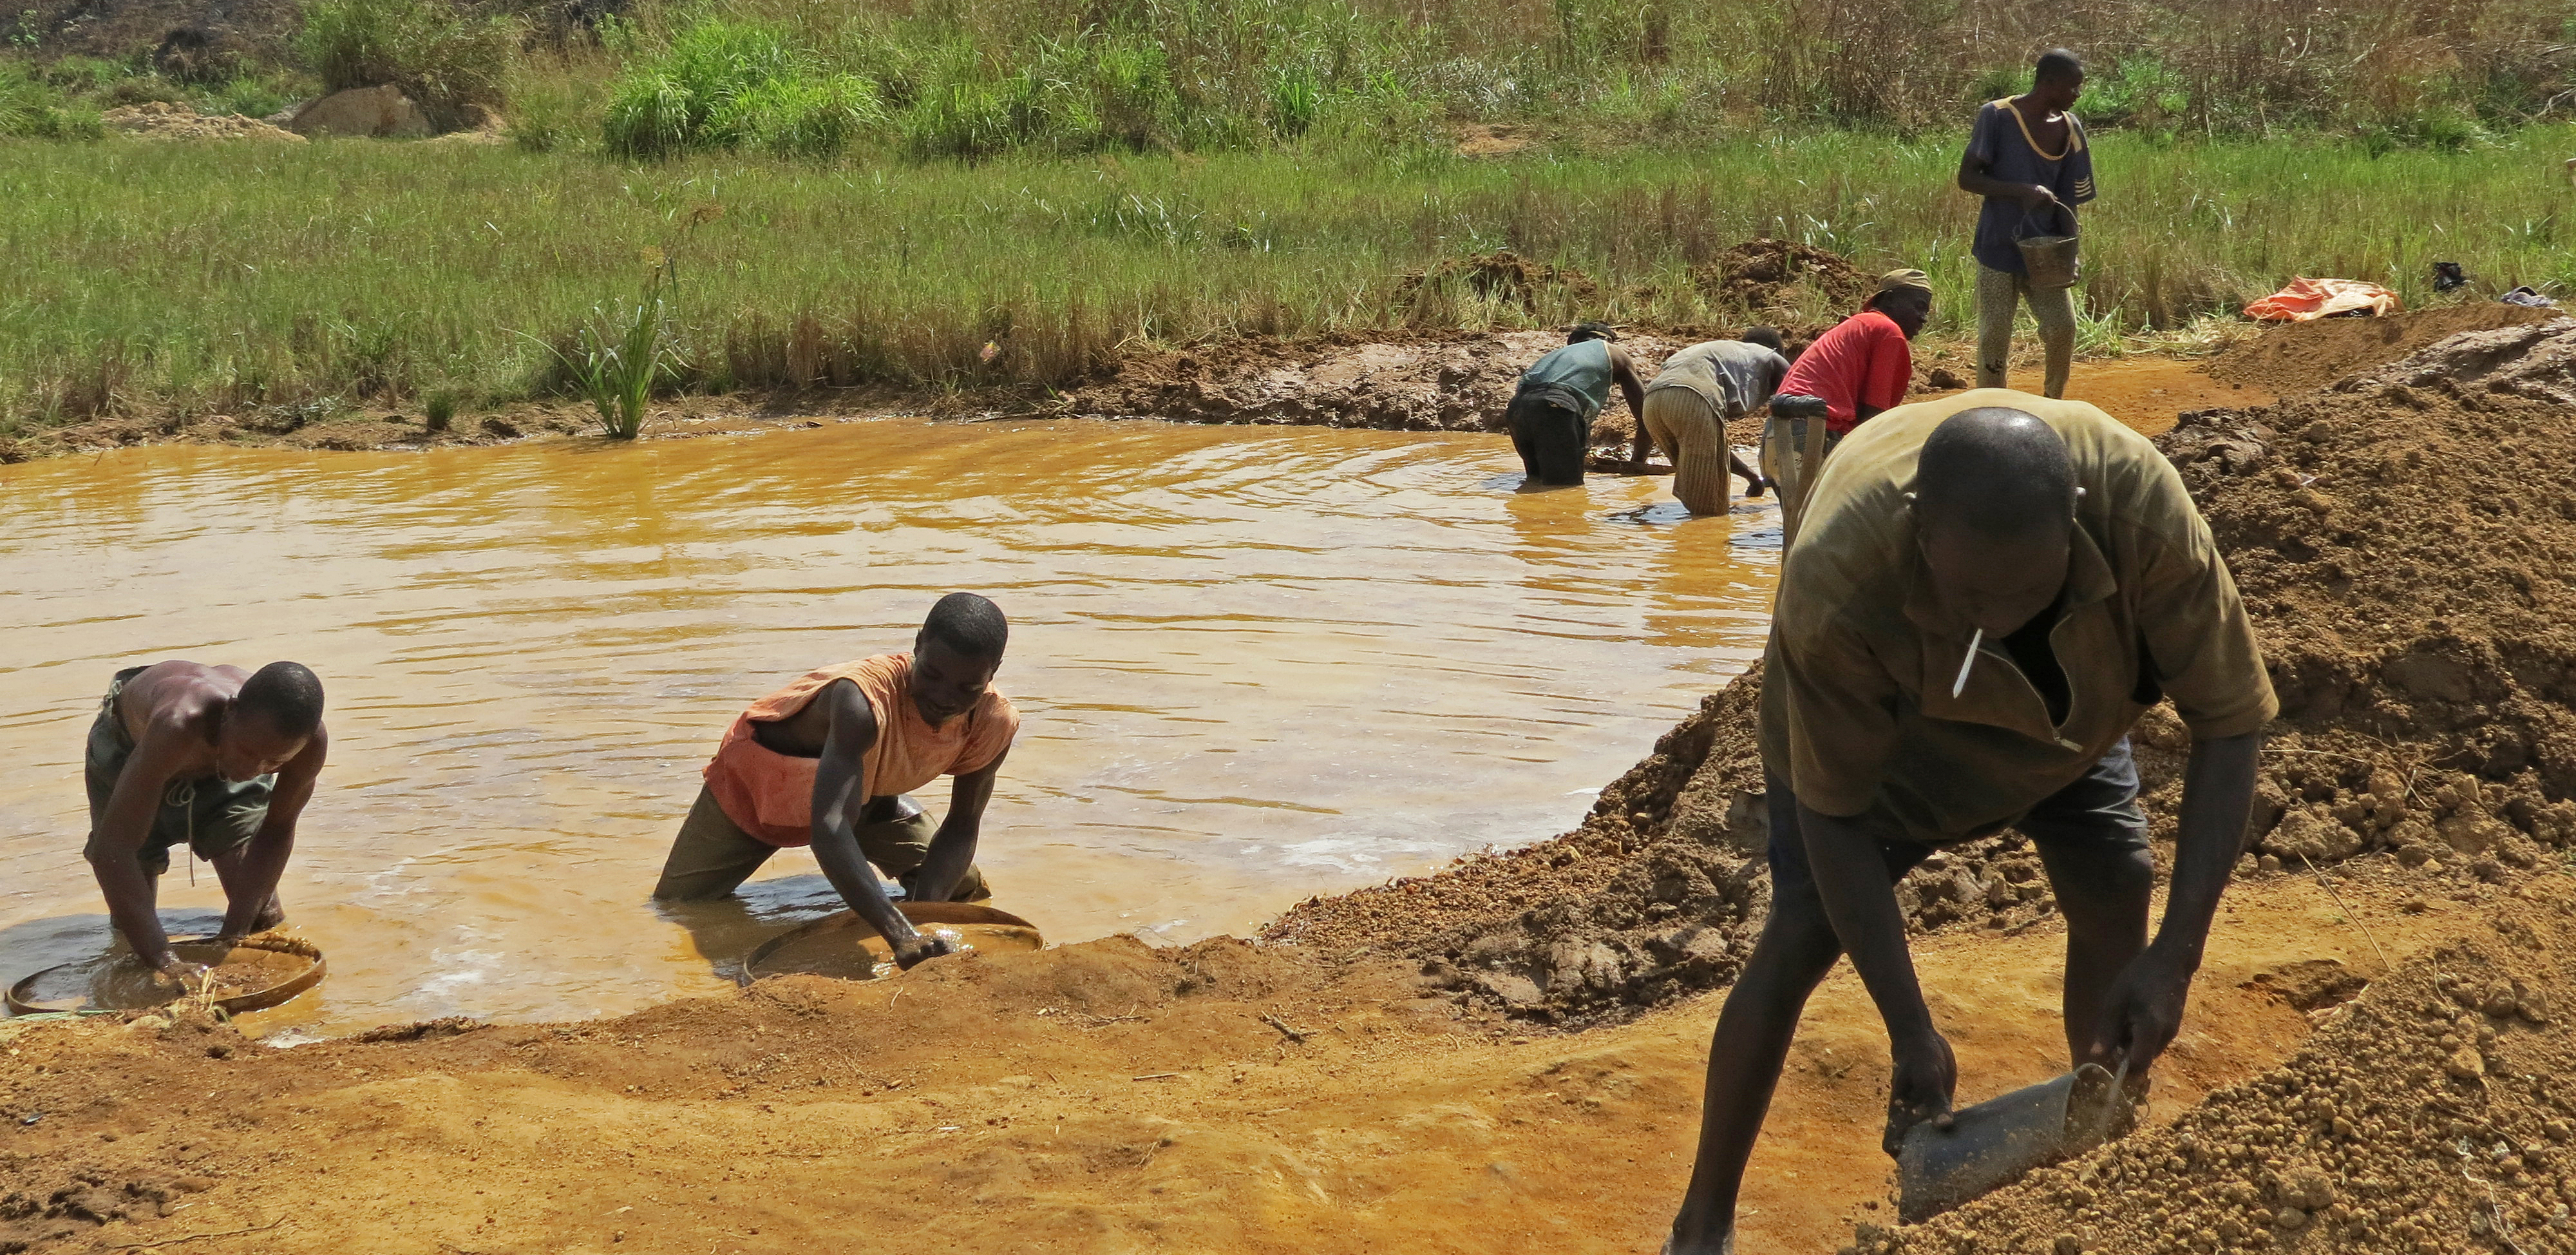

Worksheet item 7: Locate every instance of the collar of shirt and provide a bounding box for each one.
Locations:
[1899,522,2119,749]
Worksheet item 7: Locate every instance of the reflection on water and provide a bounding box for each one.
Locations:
[0,418,1776,1033]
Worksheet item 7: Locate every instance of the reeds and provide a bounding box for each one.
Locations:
[3,125,2572,430]
[524,269,680,439]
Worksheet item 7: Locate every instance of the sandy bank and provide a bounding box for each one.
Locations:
[10,307,2576,1255]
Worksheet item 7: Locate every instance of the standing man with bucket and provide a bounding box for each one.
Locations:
[1958,48,2095,399]
[1504,322,1650,488]
[1660,390,2273,1255]
[653,593,1020,971]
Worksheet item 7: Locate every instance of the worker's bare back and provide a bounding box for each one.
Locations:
[115,660,259,774]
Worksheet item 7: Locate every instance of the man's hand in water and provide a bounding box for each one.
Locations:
[1884,1024,1958,1155]
[891,934,958,970]
[1744,475,1770,499]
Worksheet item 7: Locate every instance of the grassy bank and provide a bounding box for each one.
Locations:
[5,124,2574,436]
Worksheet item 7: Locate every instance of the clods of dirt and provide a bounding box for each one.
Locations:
[102,101,304,142]
[1061,329,1687,437]
[1394,250,1602,314]
[1692,238,1873,314]
[2205,303,2564,396]
[1873,892,2576,1254]
[1277,318,2576,1026]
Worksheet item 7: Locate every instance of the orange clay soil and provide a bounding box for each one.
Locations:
[14,312,2576,1255]
[0,865,2519,1255]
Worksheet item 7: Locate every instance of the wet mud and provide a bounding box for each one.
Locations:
[0,870,2520,1255]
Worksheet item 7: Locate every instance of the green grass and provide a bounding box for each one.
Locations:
[4,124,2575,430]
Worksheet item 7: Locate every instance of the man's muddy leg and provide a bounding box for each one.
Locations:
[2034,837,2152,1064]
[2023,741,2155,1064]
[1665,891,1847,1255]
[207,845,285,932]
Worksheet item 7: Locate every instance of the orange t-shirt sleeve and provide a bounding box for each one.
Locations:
[1862,321,1913,413]
[954,696,1021,776]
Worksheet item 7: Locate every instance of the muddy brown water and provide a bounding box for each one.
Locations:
[0,417,1781,1036]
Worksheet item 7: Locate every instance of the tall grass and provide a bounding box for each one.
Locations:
[4,127,2573,431]
[0,61,100,138]
[293,0,519,128]
[525,269,679,438]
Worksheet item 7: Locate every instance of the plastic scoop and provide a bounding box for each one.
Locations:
[1895,1061,2136,1223]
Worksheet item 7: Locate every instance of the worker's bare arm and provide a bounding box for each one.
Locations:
[1611,346,1653,470]
[806,681,947,969]
[914,748,1009,904]
[2088,730,2262,1069]
[1799,802,1955,1153]
[1956,151,2059,213]
[86,702,211,972]
[216,725,327,943]
[1729,449,1768,497]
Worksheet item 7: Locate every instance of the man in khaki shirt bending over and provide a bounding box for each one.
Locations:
[1663,391,2274,1254]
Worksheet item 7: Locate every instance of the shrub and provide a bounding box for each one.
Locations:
[603,20,878,158]
[526,271,680,439]
[0,63,104,140]
[294,0,520,129]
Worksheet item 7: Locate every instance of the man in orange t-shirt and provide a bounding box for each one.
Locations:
[652,593,1020,970]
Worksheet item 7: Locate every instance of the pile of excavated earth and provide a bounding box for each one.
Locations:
[7,307,2576,1255]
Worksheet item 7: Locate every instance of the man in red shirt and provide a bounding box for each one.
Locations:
[1763,269,1932,540]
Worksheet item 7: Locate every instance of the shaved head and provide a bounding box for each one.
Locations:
[1914,408,2076,542]
[1912,408,2081,635]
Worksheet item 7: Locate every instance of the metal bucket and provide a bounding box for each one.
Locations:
[1895,1062,2136,1223]
[2016,210,2080,289]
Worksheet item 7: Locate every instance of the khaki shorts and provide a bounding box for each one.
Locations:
[650,785,990,902]
[1759,398,1835,547]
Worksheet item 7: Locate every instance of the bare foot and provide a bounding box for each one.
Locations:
[1662,1228,1734,1255]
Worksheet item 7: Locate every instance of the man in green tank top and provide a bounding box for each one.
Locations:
[1504,323,1649,486]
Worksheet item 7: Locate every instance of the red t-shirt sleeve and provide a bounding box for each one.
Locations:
[1861,319,1913,412]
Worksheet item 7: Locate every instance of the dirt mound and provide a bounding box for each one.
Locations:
[1058,329,1688,436]
[2206,303,2564,396]
[1265,669,2076,1024]
[1394,250,1600,314]
[0,938,1475,1253]
[1278,321,2576,1026]
[102,101,304,142]
[1692,239,1873,314]
[1875,889,2576,1254]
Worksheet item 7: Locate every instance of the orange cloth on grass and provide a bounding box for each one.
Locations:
[702,653,1018,847]
[2243,278,2401,321]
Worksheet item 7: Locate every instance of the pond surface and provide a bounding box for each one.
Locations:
[0,417,1777,1035]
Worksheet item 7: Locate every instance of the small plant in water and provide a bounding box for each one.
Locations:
[526,262,679,440]
[422,390,456,432]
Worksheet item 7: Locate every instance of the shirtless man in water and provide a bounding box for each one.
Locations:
[84,661,329,975]
[653,593,1020,971]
